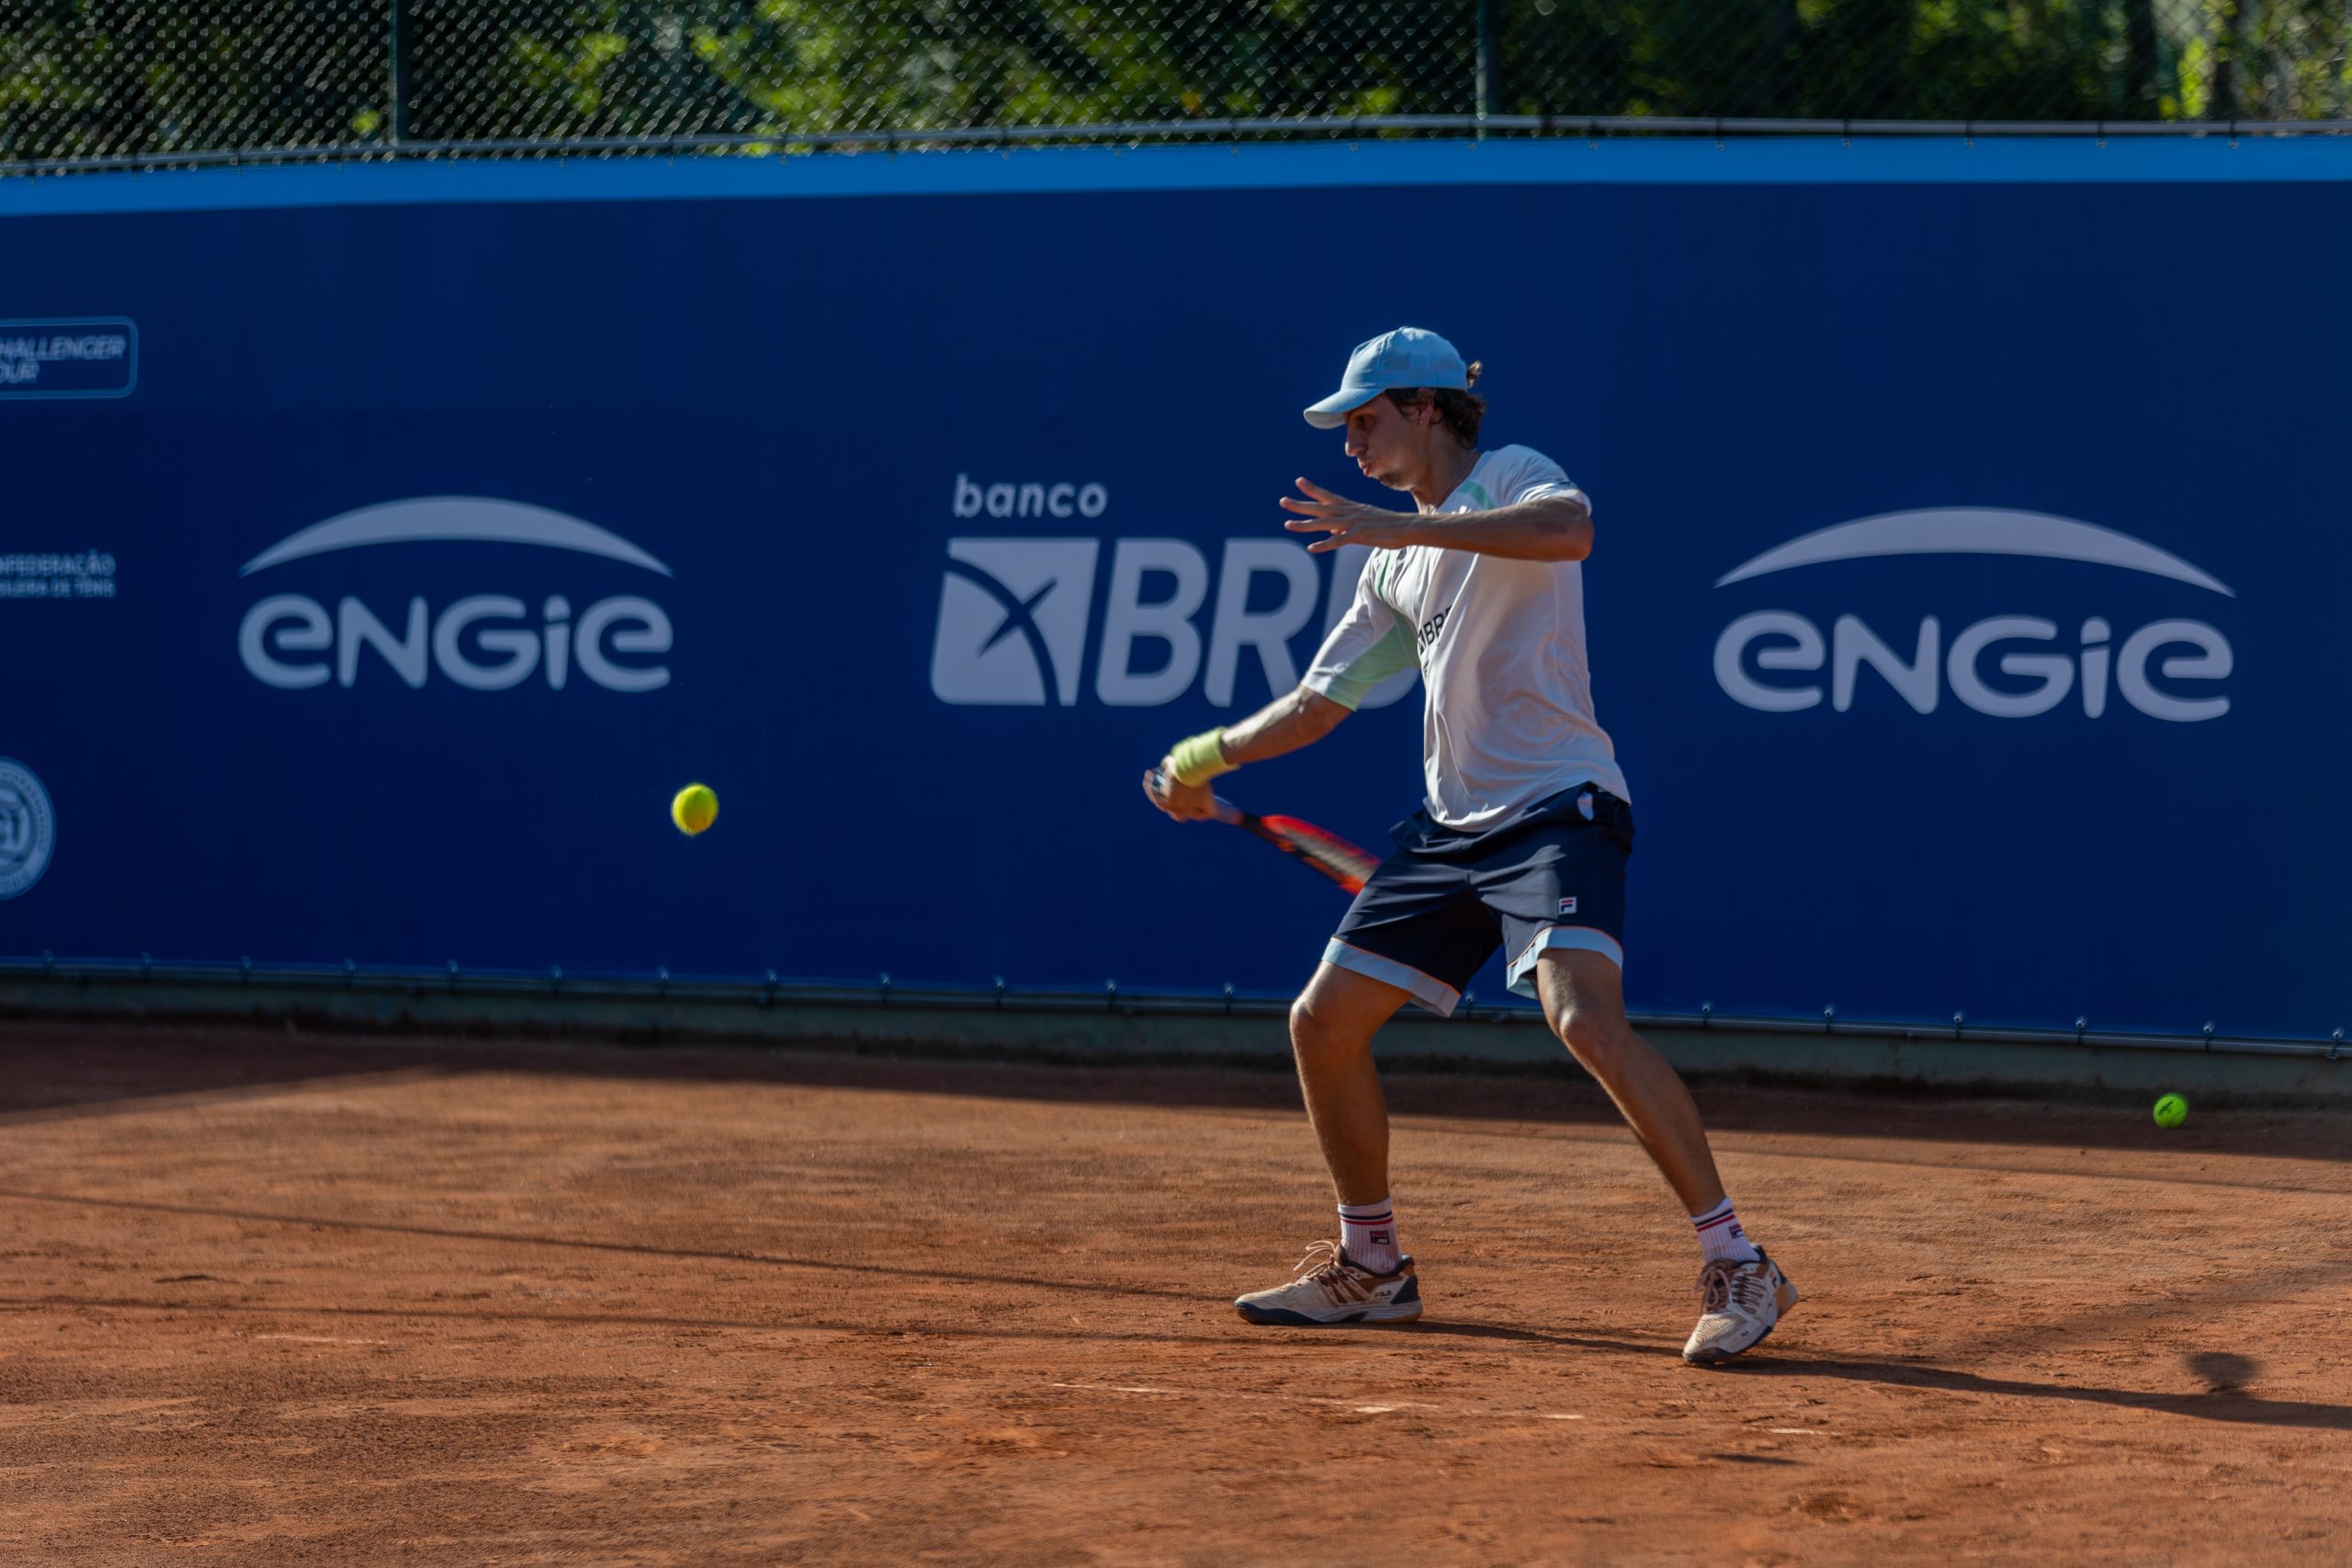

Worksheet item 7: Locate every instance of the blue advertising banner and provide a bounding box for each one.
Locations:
[3,139,2346,1035]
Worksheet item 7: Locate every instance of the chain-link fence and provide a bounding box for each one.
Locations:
[6,2,2349,167]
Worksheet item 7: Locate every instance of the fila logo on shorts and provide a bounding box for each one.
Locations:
[1558,897,1578,915]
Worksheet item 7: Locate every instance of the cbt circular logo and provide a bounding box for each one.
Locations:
[0,758,55,898]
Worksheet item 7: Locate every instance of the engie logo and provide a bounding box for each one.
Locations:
[932,537,1411,709]
[1712,510,2234,722]
[237,498,675,693]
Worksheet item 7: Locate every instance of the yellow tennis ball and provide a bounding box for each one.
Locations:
[671,783,718,836]
[2152,1093,2188,1129]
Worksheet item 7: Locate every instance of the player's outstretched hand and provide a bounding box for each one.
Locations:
[1143,763,1218,821]
[1281,477,1413,553]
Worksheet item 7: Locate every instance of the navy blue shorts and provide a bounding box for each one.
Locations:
[1323,783,1634,1017]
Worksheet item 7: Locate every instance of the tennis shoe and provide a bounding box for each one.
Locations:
[1683,1247,1797,1363]
[1234,1240,1423,1325]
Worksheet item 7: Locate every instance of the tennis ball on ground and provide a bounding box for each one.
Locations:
[671,783,718,836]
[2153,1093,2188,1129]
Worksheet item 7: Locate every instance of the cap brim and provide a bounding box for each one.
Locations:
[1303,385,1378,429]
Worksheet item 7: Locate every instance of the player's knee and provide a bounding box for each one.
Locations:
[1550,1006,1631,1072]
[1289,995,1371,1065]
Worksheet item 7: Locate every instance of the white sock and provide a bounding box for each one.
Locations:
[1690,1197,1761,1265]
[1338,1197,1402,1273]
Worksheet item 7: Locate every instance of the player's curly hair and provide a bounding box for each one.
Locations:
[1385,360,1486,447]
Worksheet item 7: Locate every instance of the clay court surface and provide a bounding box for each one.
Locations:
[2,1022,2348,1564]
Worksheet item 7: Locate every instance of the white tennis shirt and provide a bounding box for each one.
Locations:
[1302,444,1629,829]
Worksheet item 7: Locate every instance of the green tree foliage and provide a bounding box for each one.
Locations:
[2,1,387,159]
[3,0,2346,162]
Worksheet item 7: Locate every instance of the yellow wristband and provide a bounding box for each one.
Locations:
[1168,728,1238,787]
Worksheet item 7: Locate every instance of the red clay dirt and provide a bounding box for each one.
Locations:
[1,1021,2348,1565]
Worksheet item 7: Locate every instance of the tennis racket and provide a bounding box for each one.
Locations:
[1150,771,1378,894]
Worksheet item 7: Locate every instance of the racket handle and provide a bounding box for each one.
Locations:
[1148,767,1242,824]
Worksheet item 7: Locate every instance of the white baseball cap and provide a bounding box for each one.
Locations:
[1303,327,1469,428]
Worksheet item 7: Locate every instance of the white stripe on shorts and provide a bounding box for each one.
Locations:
[1505,926,1625,998]
[1321,939,1462,1018]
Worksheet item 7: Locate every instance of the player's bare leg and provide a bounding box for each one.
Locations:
[1286,961,1409,1203]
[1232,962,1422,1325]
[1534,949,1725,1213]
[1535,949,1797,1360]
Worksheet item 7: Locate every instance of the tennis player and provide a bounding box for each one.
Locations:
[1142,327,1796,1362]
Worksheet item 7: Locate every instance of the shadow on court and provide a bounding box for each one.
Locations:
[1721,1348,2352,1432]
[1411,1323,2352,1431]
[2,1018,2346,1168]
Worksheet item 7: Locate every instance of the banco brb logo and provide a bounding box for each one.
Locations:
[1713,509,2233,722]
[238,498,674,692]
[931,536,1410,709]
[932,539,1102,705]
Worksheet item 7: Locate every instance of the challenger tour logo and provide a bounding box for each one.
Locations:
[1712,510,2234,722]
[237,498,675,693]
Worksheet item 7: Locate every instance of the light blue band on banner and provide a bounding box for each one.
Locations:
[6,136,2350,219]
